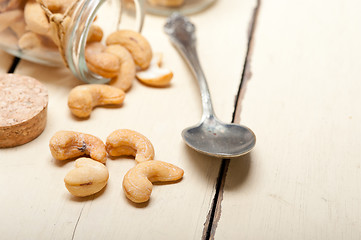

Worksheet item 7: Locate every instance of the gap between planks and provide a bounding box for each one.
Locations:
[202,1,261,239]
[7,57,20,73]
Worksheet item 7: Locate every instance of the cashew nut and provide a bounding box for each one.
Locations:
[106,129,155,163]
[147,0,184,7]
[105,44,136,92]
[49,130,107,163]
[85,41,105,56]
[0,0,23,13]
[106,30,152,70]
[37,0,62,12]
[0,9,22,32]
[87,24,103,43]
[86,52,120,78]
[24,0,50,36]
[64,157,109,197]
[9,15,26,38]
[123,160,184,203]
[136,52,173,87]
[68,84,125,118]
[18,31,43,50]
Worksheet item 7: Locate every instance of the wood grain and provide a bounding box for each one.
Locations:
[0,0,257,239]
[215,0,361,239]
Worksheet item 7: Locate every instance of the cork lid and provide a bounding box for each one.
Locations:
[0,74,48,148]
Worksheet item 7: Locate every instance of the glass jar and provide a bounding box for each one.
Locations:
[145,0,216,16]
[0,0,145,83]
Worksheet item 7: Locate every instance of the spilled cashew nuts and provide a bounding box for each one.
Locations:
[136,52,173,87]
[123,160,184,203]
[64,157,109,197]
[105,44,136,92]
[106,30,153,70]
[86,52,120,79]
[49,130,107,163]
[106,129,155,163]
[68,84,125,118]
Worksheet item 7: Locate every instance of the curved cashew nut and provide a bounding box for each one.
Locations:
[136,53,173,87]
[147,0,184,7]
[24,1,50,36]
[123,160,184,203]
[106,129,155,163]
[0,9,23,32]
[106,30,153,70]
[87,24,103,43]
[68,84,125,118]
[86,52,120,79]
[49,130,107,163]
[64,157,109,197]
[18,32,43,50]
[105,44,136,92]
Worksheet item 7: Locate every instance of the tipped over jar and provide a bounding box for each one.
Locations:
[0,0,145,83]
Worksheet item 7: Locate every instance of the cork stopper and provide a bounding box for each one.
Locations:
[0,74,48,148]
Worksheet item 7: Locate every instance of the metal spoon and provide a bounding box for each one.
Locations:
[164,13,256,158]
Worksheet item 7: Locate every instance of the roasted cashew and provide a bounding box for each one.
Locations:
[147,0,184,7]
[105,44,136,92]
[64,157,109,197]
[136,52,173,87]
[9,15,26,38]
[123,160,184,203]
[106,30,152,70]
[106,129,155,163]
[86,24,103,43]
[68,84,125,118]
[37,0,62,12]
[18,31,43,49]
[0,9,23,32]
[86,51,120,78]
[0,0,23,13]
[49,130,107,163]
[24,0,50,36]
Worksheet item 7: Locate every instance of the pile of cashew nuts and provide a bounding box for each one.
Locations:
[69,30,174,118]
[49,129,184,203]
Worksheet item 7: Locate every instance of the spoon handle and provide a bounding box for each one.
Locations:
[164,13,214,119]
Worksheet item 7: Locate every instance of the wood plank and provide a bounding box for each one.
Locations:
[0,50,15,73]
[0,0,256,239]
[215,0,361,239]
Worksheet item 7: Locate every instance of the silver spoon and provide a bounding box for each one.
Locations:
[164,13,256,158]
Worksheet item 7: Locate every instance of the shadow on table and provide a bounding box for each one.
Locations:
[224,153,252,191]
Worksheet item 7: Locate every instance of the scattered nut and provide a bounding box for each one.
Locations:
[86,52,120,78]
[123,160,184,203]
[147,0,184,7]
[49,130,107,163]
[68,84,125,118]
[106,30,152,70]
[106,129,155,163]
[64,157,109,197]
[105,44,136,92]
[136,52,173,87]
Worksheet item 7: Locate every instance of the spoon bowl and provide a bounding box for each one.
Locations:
[165,13,256,158]
[182,117,256,157]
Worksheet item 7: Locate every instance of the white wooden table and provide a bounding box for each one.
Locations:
[1,0,361,239]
